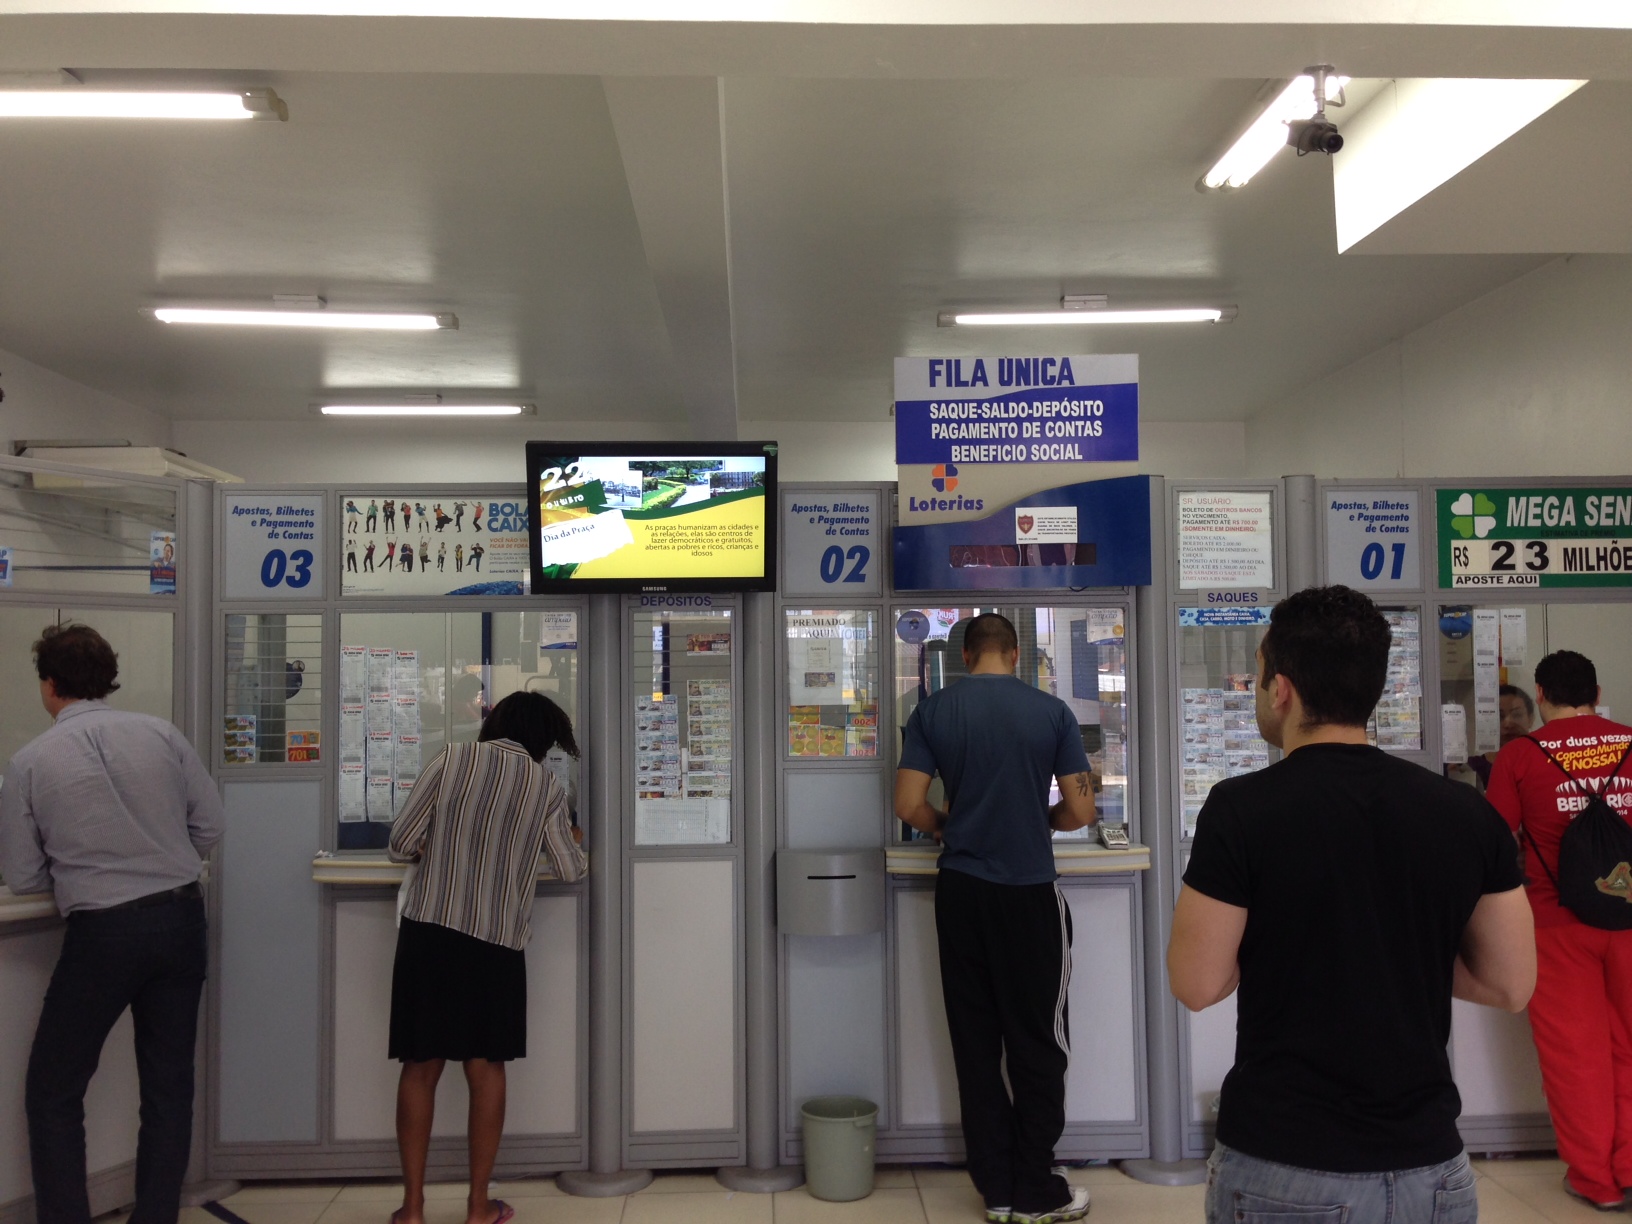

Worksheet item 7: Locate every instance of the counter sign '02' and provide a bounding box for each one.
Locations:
[222,493,326,600]
[1438,487,1632,589]
[781,489,880,597]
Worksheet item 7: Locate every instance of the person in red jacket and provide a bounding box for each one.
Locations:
[1487,649,1632,1210]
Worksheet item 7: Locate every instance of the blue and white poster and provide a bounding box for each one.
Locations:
[893,474,1152,591]
[895,355,1139,469]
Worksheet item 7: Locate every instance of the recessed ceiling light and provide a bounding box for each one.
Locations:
[0,88,287,121]
[153,307,456,330]
[1200,71,1350,191]
[317,404,531,417]
[939,307,1234,327]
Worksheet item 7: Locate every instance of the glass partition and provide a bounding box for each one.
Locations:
[223,613,323,767]
[631,606,733,846]
[0,607,174,891]
[892,605,1129,842]
[785,609,879,759]
[1432,601,1632,794]
[0,468,178,596]
[1175,609,1275,839]
[335,610,581,850]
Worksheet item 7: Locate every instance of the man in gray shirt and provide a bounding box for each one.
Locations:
[0,624,223,1224]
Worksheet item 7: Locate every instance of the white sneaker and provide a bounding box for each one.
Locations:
[1012,1185,1091,1223]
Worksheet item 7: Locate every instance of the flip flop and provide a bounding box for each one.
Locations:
[489,1201,516,1224]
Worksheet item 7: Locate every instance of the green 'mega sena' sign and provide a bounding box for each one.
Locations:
[1438,487,1632,588]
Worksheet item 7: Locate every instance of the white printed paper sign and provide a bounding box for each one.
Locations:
[1177,491,1274,589]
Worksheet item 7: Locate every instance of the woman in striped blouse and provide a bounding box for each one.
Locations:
[386,692,587,1224]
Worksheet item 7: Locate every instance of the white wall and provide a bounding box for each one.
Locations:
[1246,254,1632,479]
[0,346,170,456]
[173,415,1245,485]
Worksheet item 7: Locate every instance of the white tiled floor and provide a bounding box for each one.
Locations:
[106,1156,1603,1224]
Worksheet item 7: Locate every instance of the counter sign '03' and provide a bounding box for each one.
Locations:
[222,493,326,600]
[1325,490,1419,591]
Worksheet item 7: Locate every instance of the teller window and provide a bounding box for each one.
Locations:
[335,610,580,850]
[631,606,734,847]
[892,606,1128,843]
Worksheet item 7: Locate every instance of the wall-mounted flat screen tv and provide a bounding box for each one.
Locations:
[526,442,778,593]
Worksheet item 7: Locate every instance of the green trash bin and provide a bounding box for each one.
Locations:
[800,1095,878,1202]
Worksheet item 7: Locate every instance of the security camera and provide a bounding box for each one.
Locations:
[1287,118,1343,156]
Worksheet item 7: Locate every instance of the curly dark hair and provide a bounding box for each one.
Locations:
[1535,650,1598,709]
[478,691,579,763]
[1260,585,1390,729]
[33,623,121,700]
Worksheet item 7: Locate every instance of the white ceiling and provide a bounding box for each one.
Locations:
[0,6,1624,435]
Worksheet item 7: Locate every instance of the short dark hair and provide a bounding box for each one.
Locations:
[1259,586,1389,728]
[479,691,580,763]
[1535,650,1598,709]
[1498,683,1535,716]
[33,623,121,700]
[962,613,1018,660]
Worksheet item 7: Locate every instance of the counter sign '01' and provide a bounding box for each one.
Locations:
[1324,490,1419,591]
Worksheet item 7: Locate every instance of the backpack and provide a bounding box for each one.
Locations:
[1520,735,1632,930]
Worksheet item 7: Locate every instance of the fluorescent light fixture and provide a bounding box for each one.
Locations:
[941,307,1232,326]
[1201,73,1350,191]
[318,404,529,417]
[154,308,456,330]
[0,88,287,121]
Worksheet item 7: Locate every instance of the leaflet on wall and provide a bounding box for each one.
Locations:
[366,775,395,822]
[222,714,256,766]
[339,703,365,751]
[1472,609,1501,753]
[340,493,530,596]
[539,611,578,651]
[0,546,12,589]
[1178,676,1271,836]
[367,647,393,694]
[341,645,367,702]
[339,763,366,823]
[1499,608,1527,666]
[1441,704,1470,765]
[1177,491,1274,589]
[1369,609,1423,753]
[149,531,177,595]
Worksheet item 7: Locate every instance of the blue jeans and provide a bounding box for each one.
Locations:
[1206,1143,1479,1224]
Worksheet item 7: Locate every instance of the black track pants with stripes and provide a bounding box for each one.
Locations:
[934,866,1074,1215]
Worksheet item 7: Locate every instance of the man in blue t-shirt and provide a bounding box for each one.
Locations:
[895,613,1098,1224]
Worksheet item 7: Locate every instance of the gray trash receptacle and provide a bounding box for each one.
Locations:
[800,1095,878,1202]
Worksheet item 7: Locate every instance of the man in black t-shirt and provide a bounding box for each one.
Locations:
[1168,586,1535,1224]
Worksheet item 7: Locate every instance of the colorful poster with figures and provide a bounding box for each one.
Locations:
[1438,485,1632,588]
[341,492,531,596]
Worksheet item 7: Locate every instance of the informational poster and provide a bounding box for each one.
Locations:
[221,492,323,600]
[339,763,366,823]
[1472,609,1502,753]
[781,488,880,597]
[539,611,578,651]
[1325,490,1419,590]
[149,531,177,595]
[1370,609,1423,753]
[0,546,11,589]
[341,493,530,596]
[1439,485,1632,588]
[1177,491,1275,590]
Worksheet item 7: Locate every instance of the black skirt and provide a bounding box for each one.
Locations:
[389,917,527,1062]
